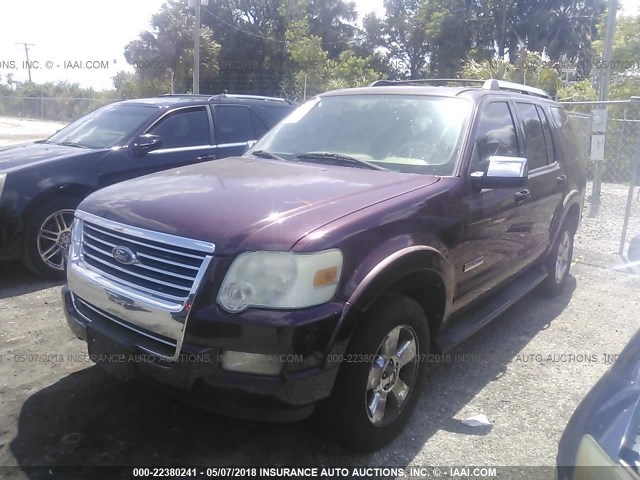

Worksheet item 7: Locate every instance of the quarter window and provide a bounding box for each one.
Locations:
[149,108,210,149]
[536,105,555,164]
[515,102,549,170]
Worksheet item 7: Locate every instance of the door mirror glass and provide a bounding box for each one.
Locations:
[471,156,528,189]
[132,134,162,155]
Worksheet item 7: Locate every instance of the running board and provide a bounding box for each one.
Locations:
[435,267,548,352]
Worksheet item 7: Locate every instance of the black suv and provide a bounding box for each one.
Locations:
[63,79,585,451]
[0,94,295,277]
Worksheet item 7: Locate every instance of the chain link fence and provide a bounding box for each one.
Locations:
[561,100,640,260]
[0,96,118,122]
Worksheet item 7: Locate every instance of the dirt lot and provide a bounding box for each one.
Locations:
[0,244,638,479]
[0,117,67,147]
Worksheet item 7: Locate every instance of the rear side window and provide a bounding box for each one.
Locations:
[550,106,569,127]
[254,105,294,127]
[213,105,255,144]
[148,108,210,149]
[475,102,519,160]
[250,110,269,139]
[515,102,549,170]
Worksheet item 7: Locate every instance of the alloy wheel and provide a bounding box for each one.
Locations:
[37,209,75,271]
[365,324,419,427]
[555,230,571,284]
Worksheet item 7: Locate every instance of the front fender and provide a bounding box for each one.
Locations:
[324,241,453,363]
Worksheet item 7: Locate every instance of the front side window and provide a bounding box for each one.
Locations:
[516,102,549,170]
[148,108,210,149]
[249,95,472,176]
[48,104,156,149]
[471,102,519,174]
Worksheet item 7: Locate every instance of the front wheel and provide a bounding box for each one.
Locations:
[317,293,429,451]
[23,197,79,278]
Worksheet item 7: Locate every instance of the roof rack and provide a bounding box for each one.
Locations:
[210,92,292,104]
[159,93,293,104]
[158,94,212,98]
[482,79,551,99]
[369,78,552,99]
[370,79,486,87]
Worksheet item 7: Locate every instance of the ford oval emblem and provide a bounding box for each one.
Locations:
[112,246,138,265]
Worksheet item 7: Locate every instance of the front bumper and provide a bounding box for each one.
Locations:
[63,283,345,422]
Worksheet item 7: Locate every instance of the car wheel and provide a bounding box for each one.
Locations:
[317,292,429,452]
[23,197,80,278]
[541,223,574,296]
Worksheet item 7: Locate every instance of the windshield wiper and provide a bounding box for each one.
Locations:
[296,152,387,171]
[58,141,89,149]
[252,150,286,161]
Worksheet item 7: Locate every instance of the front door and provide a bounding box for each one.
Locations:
[454,100,532,308]
[121,106,216,181]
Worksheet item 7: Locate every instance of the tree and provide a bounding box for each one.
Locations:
[363,0,433,79]
[280,0,380,100]
[460,49,561,97]
[124,0,220,93]
[307,0,358,59]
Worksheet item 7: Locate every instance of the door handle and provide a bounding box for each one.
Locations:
[557,175,567,185]
[197,154,216,161]
[514,189,531,203]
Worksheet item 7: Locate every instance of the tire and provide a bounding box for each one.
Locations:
[540,222,575,296]
[22,197,80,279]
[317,292,430,452]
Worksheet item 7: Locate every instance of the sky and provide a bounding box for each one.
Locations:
[0,0,635,92]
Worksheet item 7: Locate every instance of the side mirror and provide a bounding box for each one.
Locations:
[470,156,528,189]
[132,134,162,156]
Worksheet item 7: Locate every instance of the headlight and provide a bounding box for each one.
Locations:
[217,250,343,312]
[68,217,83,263]
[0,173,6,200]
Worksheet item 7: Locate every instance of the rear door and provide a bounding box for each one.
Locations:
[513,102,566,261]
[455,100,533,306]
[211,105,267,158]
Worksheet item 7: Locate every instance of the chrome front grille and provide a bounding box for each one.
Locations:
[79,214,214,303]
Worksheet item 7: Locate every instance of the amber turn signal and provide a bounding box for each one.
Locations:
[313,266,339,287]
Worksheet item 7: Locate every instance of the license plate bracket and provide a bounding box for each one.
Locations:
[86,324,137,381]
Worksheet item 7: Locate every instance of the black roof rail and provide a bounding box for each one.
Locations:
[158,93,212,98]
[209,93,295,104]
[370,78,552,99]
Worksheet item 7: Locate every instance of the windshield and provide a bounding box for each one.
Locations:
[248,94,472,175]
[47,104,156,149]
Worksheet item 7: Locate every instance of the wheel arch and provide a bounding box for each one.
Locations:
[21,183,93,229]
[327,247,452,362]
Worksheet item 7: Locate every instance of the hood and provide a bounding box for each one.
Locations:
[78,156,439,254]
[0,142,101,173]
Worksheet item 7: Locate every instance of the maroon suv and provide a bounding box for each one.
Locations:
[62,79,585,451]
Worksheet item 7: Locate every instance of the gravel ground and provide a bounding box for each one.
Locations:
[0,117,66,147]
[0,247,639,479]
[577,181,640,256]
[0,123,639,477]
